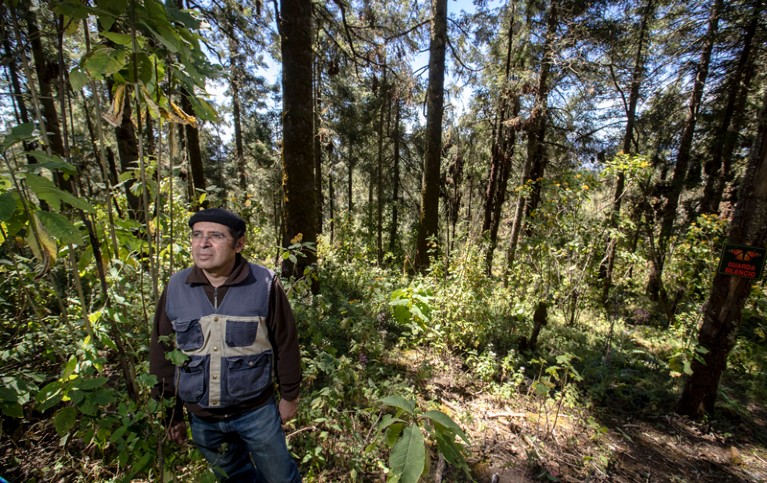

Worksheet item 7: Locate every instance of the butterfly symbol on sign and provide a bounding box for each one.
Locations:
[729,249,762,262]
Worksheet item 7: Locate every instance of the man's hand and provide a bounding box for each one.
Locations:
[279,398,298,424]
[167,420,188,444]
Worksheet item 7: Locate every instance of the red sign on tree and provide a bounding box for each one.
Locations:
[717,244,766,280]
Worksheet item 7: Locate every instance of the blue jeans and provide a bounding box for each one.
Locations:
[189,401,301,482]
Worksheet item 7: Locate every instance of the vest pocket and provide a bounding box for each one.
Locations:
[225,320,259,347]
[224,352,272,401]
[177,356,206,403]
[171,318,203,350]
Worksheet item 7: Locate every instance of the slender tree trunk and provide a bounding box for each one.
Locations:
[314,55,324,235]
[483,1,520,275]
[389,98,402,253]
[649,0,722,300]
[524,0,558,223]
[700,0,759,214]
[601,0,654,303]
[347,137,354,214]
[376,57,388,265]
[180,92,207,207]
[228,26,248,192]
[279,0,317,280]
[414,0,448,272]
[677,88,767,417]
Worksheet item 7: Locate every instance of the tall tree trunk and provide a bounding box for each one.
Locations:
[483,1,520,275]
[228,25,248,192]
[180,92,207,207]
[109,81,145,221]
[677,88,767,417]
[347,136,354,214]
[314,54,324,235]
[23,4,72,194]
[279,0,317,280]
[376,57,388,265]
[389,97,402,253]
[524,0,558,223]
[700,0,760,214]
[648,0,722,300]
[601,0,654,303]
[414,0,448,272]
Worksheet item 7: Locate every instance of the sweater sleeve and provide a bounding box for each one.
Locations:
[267,278,302,401]
[149,288,185,423]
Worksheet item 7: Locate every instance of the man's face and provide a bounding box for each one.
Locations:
[190,221,244,275]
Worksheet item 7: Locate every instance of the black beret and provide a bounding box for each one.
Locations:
[188,208,246,233]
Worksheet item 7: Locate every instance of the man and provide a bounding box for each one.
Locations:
[150,208,302,482]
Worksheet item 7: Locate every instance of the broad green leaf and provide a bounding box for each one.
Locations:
[166,349,189,366]
[76,377,109,391]
[2,122,35,150]
[26,214,58,264]
[37,211,81,245]
[1,402,24,418]
[95,0,128,16]
[61,355,78,380]
[422,410,469,443]
[28,151,77,174]
[25,173,94,212]
[36,380,64,411]
[389,424,425,483]
[101,31,133,46]
[0,191,20,221]
[381,395,415,415]
[434,431,469,472]
[69,68,88,91]
[0,387,18,403]
[53,406,78,435]
[83,47,128,79]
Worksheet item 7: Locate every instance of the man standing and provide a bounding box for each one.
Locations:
[150,208,302,482]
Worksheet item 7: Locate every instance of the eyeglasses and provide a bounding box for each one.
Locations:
[190,231,231,243]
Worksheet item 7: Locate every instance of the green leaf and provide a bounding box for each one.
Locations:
[37,211,81,245]
[2,122,35,150]
[54,406,78,435]
[389,424,425,483]
[83,47,128,79]
[101,31,134,46]
[76,377,109,391]
[0,387,18,403]
[36,380,64,411]
[0,190,20,221]
[1,401,24,418]
[25,173,94,212]
[69,68,88,91]
[381,395,415,415]
[166,349,189,366]
[422,410,469,443]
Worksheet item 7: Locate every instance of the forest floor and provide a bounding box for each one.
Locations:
[3,346,767,482]
[408,348,767,483]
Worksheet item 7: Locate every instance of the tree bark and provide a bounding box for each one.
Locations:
[279,0,318,280]
[414,0,448,272]
[601,0,654,303]
[524,0,558,224]
[483,1,520,275]
[228,25,248,192]
[699,0,759,215]
[649,0,722,300]
[389,97,402,253]
[677,88,767,417]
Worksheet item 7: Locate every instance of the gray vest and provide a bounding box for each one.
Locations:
[166,263,275,409]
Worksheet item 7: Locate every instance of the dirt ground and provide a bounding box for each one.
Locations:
[428,380,767,482]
